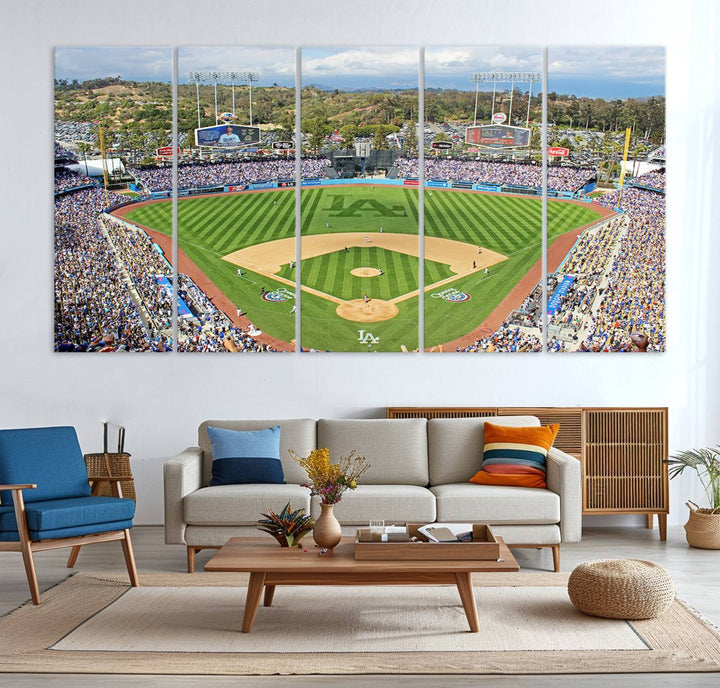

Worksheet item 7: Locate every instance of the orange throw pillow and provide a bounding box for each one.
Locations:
[470,423,559,489]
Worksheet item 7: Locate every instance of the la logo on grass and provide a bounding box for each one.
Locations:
[326,196,405,217]
[357,329,380,344]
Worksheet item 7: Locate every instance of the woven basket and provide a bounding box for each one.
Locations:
[684,501,720,549]
[568,559,675,620]
[84,453,136,501]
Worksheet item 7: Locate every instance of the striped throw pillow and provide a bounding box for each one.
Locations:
[470,422,559,489]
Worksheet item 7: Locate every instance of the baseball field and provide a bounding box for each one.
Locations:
[122,185,604,352]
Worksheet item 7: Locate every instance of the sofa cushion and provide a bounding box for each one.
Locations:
[184,484,311,526]
[0,496,134,540]
[312,485,436,525]
[427,416,540,486]
[0,427,91,505]
[207,425,284,486]
[430,483,560,524]
[470,422,559,489]
[317,419,428,485]
[198,420,316,487]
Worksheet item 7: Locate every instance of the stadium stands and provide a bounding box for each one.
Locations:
[54,188,276,353]
[129,158,330,192]
[395,158,595,193]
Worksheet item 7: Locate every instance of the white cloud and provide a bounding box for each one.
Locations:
[302,48,419,78]
[55,47,172,82]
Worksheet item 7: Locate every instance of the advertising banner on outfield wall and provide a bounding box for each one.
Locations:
[302,178,322,186]
[451,181,473,189]
[427,179,450,188]
[278,179,296,188]
[403,179,420,186]
[249,181,275,190]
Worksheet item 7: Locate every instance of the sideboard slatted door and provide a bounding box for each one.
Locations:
[583,408,668,539]
[498,407,583,458]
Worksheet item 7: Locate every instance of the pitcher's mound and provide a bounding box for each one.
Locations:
[336,299,399,322]
[351,267,381,277]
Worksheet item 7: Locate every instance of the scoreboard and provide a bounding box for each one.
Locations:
[465,125,530,149]
[195,124,261,148]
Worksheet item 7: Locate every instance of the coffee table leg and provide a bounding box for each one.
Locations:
[263,584,276,607]
[242,572,266,633]
[455,572,479,633]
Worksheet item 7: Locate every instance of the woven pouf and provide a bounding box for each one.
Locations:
[568,559,675,619]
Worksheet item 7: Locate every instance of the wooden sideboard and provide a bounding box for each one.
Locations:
[386,406,669,540]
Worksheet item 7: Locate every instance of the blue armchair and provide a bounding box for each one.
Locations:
[0,426,139,604]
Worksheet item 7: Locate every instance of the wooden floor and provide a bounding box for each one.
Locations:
[1,525,718,687]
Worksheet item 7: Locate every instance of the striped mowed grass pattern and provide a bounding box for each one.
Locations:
[277,247,453,302]
[123,187,603,351]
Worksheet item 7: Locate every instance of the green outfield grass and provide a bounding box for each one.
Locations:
[123,186,603,352]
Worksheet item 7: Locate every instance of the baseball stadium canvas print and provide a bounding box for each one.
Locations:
[299,47,421,352]
[422,47,551,353]
[54,47,173,352]
[545,47,666,352]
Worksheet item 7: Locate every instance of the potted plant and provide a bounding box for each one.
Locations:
[290,447,370,549]
[666,446,720,549]
[257,502,314,547]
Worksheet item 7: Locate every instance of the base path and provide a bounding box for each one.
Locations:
[436,206,619,351]
[223,232,508,323]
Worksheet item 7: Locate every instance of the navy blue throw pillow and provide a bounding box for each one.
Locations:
[207,426,285,485]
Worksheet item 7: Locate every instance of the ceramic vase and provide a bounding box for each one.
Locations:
[313,502,342,549]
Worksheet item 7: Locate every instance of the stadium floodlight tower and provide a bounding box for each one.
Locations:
[210,71,223,124]
[237,71,260,125]
[469,71,541,127]
[227,71,240,117]
[188,71,204,130]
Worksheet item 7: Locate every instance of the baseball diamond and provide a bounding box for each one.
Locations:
[119,185,606,352]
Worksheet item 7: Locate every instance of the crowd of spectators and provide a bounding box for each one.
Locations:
[55,188,275,352]
[54,142,77,161]
[54,189,165,352]
[130,158,331,192]
[54,168,95,194]
[543,174,666,352]
[394,158,595,193]
[457,323,543,353]
[578,184,666,351]
[628,169,666,191]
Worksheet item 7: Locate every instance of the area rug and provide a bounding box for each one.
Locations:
[1,572,719,675]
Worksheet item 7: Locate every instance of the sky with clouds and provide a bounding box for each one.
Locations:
[55,45,665,98]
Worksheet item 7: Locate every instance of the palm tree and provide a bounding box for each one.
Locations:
[77,142,91,176]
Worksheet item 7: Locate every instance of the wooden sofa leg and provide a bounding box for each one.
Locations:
[66,545,81,568]
[187,546,197,574]
[121,529,140,587]
[551,545,560,573]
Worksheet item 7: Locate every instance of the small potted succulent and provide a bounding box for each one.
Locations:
[666,446,720,549]
[257,502,315,547]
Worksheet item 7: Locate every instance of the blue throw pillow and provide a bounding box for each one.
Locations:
[207,426,285,486]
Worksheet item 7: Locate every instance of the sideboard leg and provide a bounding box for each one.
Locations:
[658,514,667,541]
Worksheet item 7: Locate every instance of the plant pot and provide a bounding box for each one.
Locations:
[313,502,342,549]
[684,501,720,549]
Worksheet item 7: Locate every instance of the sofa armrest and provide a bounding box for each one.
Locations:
[546,447,582,543]
[163,447,203,545]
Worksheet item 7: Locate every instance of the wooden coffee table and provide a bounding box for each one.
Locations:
[204,536,519,633]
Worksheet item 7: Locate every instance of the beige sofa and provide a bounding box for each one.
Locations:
[164,417,582,572]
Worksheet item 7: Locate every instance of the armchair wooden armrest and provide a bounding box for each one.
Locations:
[0,484,37,491]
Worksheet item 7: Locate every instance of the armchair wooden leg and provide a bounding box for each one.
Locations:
[121,529,139,587]
[11,489,41,605]
[551,545,560,573]
[187,546,196,574]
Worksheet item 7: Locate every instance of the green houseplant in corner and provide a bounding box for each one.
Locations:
[666,446,720,549]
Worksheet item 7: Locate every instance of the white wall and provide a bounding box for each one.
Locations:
[1,0,718,525]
